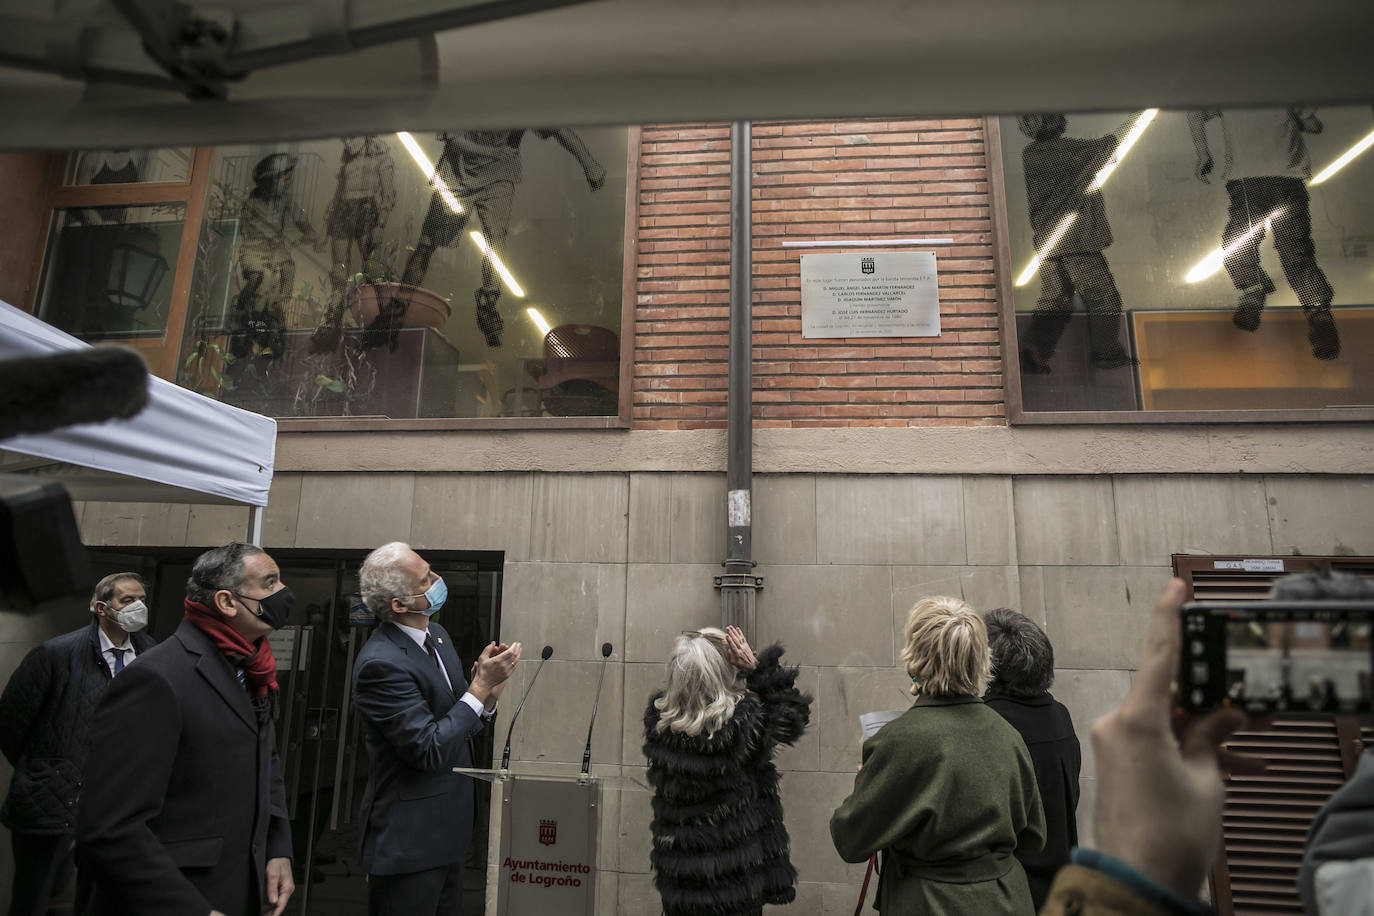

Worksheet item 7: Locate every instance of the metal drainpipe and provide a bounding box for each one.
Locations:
[716,120,763,633]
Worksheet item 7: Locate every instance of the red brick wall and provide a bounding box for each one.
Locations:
[633,120,1005,429]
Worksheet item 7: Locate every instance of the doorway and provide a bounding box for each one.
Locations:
[88,547,505,916]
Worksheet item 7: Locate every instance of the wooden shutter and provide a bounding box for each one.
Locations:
[1173,555,1374,916]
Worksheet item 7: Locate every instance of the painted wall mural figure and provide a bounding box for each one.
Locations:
[364,128,605,350]
[1188,107,1340,359]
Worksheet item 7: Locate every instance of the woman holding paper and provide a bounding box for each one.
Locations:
[642,626,811,915]
[830,597,1047,915]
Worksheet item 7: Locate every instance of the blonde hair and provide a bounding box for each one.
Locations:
[901,596,991,697]
[653,628,745,737]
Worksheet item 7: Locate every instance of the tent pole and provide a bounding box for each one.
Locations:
[247,505,265,547]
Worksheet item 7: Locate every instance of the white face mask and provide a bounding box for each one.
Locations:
[113,600,148,633]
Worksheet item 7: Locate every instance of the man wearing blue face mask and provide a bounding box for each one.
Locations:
[353,541,521,916]
[0,572,156,916]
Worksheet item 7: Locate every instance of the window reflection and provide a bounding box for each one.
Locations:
[178,128,627,420]
[1002,105,1374,413]
[37,204,183,341]
[64,148,192,187]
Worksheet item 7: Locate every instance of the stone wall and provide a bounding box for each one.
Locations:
[29,469,1374,914]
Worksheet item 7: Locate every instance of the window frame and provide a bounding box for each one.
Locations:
[26,130,642,430]
[30,148,214,381]
[985,116,1374,425]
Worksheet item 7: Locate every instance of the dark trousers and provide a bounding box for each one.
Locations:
[1222,176,1333,312]
[8,832,72,916]
[368,862,463,916]
[1023,252,1126,360]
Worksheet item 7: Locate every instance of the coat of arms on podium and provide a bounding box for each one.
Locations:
[539,818,557,846]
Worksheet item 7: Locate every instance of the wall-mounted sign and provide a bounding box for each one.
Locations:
[800,251,940,339]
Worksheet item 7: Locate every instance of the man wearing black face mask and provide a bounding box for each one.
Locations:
[75,543,295,916]
[0,573,156,916]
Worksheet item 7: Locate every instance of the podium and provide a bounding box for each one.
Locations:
[455,764,649,916]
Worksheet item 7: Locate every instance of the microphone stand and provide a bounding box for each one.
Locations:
[500,645,552,770]
[581,642,613,777]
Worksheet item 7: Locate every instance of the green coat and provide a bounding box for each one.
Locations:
[830,695,1047,915]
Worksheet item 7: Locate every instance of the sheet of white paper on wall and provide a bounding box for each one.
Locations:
[800,251,940,339]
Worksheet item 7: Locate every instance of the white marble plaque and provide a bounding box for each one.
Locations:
[800,251,940,339]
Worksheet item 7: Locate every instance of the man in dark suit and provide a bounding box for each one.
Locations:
[353,541,520,916]
[75,542,295,916]
[0,572,156,916]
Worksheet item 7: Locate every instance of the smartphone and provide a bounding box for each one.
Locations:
[1179,601,1374,715]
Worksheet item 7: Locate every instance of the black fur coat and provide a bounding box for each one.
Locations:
[642,645,812,916]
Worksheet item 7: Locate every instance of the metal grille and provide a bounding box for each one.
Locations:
[1220,720,1345,914]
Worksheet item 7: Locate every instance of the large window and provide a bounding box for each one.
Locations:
[994,105,1374,421]
[34,130,636,427]
[176,129,634,426]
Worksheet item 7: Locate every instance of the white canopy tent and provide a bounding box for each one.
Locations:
[0,298,276,543]
[0,0,1370,150]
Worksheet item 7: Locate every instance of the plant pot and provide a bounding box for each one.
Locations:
[350,282,452,330]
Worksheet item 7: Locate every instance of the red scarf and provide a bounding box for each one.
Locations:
[183,599,278,698]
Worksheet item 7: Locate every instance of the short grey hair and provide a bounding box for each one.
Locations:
[186,542,265,606]
[985,608,1056,698]
[359,541,421,621]
[90,572,146,613]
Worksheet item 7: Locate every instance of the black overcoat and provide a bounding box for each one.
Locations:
[643,645,811,916]
[75,619,292,916]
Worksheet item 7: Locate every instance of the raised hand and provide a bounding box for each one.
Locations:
[724,625,757,672]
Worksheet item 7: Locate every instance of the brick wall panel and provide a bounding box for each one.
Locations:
[633,120,1004,429]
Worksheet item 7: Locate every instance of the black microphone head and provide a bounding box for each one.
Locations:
[541,645,553,660]
[0,347,148,439]
[601,642,613,658]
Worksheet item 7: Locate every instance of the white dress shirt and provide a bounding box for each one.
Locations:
[392,621,492,719]
[98,626,136,678]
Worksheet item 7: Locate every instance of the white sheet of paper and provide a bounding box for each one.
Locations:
[859,709,905,740]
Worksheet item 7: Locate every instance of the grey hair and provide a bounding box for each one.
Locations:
[186,543,265,606]
[1271,571,1374,601]
[653,628,745,737]
[985,607,1056,698]
[90,572,146,613]
[359,541,421,621]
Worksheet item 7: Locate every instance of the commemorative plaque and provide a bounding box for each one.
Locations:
[800,251,940,339]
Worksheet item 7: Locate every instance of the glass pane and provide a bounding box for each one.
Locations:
[1000,104,1374,413]
[177,129,628,419]
[64,148,192,185]
[36,204,184,341]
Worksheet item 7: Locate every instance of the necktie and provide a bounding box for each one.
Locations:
[424,635,451,693]
[110,647,125,675]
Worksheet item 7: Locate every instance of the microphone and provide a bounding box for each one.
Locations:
[581,642,613,776]
[0,348,149,439]
[500,644,552,770]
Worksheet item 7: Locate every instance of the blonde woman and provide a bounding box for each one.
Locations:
[830,597,1047,915]
[643,626,811,916]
